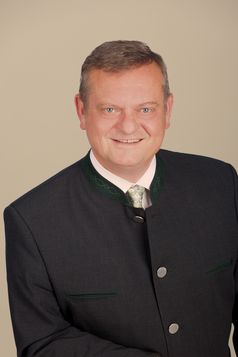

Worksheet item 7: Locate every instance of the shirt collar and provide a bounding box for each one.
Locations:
[90,150,156,193]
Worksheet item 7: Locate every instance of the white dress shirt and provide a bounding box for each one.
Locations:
[90,151,156,209]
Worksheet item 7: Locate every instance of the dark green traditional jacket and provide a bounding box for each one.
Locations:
[4,149,238,357]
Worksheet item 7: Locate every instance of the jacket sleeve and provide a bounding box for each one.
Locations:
[231,165,238,353]
[4,205,160,357]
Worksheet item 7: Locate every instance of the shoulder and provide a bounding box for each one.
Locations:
[158,149,236,175]
[157,149,237,191]
[5,154,88,215]
[158,149,230,168]
[157,149,238,223]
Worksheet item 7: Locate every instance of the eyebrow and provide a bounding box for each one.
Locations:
[138,101,160,106]
[96,103,116,108]
[96,101,160,108]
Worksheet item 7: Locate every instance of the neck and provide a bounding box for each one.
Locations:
[93,154,153,183]
[104,165,150,183]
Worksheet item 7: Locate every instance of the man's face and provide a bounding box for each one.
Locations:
[75,62,173,180]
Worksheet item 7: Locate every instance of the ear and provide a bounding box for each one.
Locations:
[75,94,86,130]
[165,94,174,129]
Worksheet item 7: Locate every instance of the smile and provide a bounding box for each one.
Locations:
[113,139,142,144]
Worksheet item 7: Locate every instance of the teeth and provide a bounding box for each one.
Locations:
[116,139,141,143]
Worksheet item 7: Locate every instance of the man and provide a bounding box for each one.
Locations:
[4,40,238,357]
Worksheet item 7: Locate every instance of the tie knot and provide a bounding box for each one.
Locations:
[127,185,145,208]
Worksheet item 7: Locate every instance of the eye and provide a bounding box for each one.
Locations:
[104,107,114,113]
[141,107,152,113]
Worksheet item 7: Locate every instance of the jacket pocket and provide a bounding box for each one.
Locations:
[206,258,233,274]
[66,292,117,301]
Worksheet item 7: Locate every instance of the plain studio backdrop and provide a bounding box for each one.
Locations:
[1,1,238,356]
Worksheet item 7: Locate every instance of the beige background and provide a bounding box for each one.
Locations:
[1,1,238,356]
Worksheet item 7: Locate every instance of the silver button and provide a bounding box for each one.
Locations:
[169,323,179,334]
[157,267,167,278]
[133,215,144,223]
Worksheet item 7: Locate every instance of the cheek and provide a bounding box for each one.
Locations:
[142,119,166,137]
[86,117,112,138]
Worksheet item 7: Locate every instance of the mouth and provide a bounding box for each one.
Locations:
[113,139,143,144]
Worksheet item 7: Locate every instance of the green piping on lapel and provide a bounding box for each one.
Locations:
[81,151,164,206]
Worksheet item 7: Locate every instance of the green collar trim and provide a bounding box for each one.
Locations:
[81,152,164,206]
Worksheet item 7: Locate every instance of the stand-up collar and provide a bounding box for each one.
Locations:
[81,151,164,207]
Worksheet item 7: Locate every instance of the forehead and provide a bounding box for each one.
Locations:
[87,63,164,98]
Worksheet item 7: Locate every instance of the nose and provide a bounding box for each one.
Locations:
[116,110,139,134]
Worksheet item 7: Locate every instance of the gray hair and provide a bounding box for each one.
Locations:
[79,40,170,105]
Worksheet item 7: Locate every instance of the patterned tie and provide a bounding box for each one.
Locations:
[127,185,145,208]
